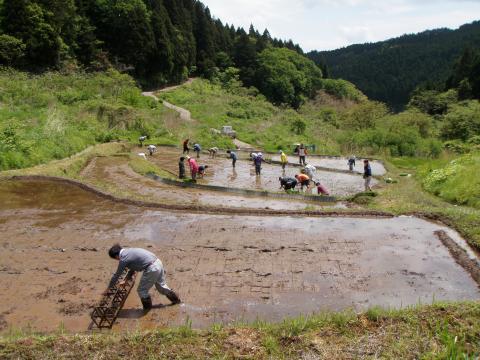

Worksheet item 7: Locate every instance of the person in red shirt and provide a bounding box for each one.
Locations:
[295,173,310,191]
[187,156,199,181]
[183,139,190,154]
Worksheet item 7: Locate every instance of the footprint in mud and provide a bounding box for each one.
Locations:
[58,300,96,316]
[36,276,87,299]
[401,269,426,277]
[0,315,7,331]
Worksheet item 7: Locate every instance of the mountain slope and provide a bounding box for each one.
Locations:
[308,21,480,109]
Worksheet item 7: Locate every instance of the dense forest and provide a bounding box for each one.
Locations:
[0,0,327,108]
[308,21,480,110]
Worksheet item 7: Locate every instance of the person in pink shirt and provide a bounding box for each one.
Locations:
[187,156,199,181]
[315,181,330,195]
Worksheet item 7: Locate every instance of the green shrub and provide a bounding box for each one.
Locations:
[420,152,480,208]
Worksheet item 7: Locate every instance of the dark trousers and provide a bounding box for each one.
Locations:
[232,159,236,168]
[255,164,261,175]
[299,156,306,165]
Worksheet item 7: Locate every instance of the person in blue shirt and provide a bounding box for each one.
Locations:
[226,150,237,168]
[193,143,201,158]
[363,159,372,191]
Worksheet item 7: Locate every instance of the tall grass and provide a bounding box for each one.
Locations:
[0,69,173,171]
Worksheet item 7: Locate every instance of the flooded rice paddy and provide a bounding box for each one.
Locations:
[148,147,378,196]
[0,179,478,333]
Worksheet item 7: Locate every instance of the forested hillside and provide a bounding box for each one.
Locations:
[308,21,480,109]
[0,0,304,92]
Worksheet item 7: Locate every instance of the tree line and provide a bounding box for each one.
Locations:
[0,0,309,91]
[308,21,480,110]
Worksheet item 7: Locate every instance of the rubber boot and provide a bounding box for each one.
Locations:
[141,296,152,310]
[166,290,181,305]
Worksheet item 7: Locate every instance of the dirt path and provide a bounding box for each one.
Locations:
[233,138,255,150]
[142,90,193,123]
[0,179,478,333]
[142,78,194,123]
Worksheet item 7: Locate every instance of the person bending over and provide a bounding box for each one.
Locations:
[279,176,297,191]
[107,244,181,310]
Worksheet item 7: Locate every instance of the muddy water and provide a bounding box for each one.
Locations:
[0,180,478,333]
[271,154,387,175]
[80,156,337,211]
[148,147,377,196]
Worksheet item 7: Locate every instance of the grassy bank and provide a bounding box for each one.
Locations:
[417,152,480,210]
[0,69,182,171]
[158,78,347,154]
[0,302,478,359]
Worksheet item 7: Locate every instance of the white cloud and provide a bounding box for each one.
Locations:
[339,26,373,44]
[201,0,480,51]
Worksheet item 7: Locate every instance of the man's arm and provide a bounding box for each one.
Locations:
[126,269,135,280]
[108,261,127,289]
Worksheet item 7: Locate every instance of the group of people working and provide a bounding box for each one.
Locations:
[139,137,373,192]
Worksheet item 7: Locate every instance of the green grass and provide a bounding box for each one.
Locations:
[0,302,478,359]
[0,69,181,171]
[158,78,345,154]
[418,152,480,209]
[0,142,130,178]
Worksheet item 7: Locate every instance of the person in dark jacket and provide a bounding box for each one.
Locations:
[107,244,181,310]
[179,156,186,179]
[253,152,265,175]
[198,165,209,178]
[279,176,297,191]
[363,159,372,191]
[348,156,356,171]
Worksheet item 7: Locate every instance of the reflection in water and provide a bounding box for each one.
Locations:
[255,175,262,188]
[229,168,237,182]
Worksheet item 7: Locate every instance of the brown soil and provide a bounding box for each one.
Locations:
[0,180,478,334]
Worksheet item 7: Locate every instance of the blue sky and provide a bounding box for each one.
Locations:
[201,0,480,51]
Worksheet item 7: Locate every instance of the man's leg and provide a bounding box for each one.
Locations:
[366,176,372,191]
[137,271,157,310]
[154,264,181,304]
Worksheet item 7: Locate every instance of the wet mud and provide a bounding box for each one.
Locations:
[271,154,387,175]
[0,180,479,333]
[148,147,377,196]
